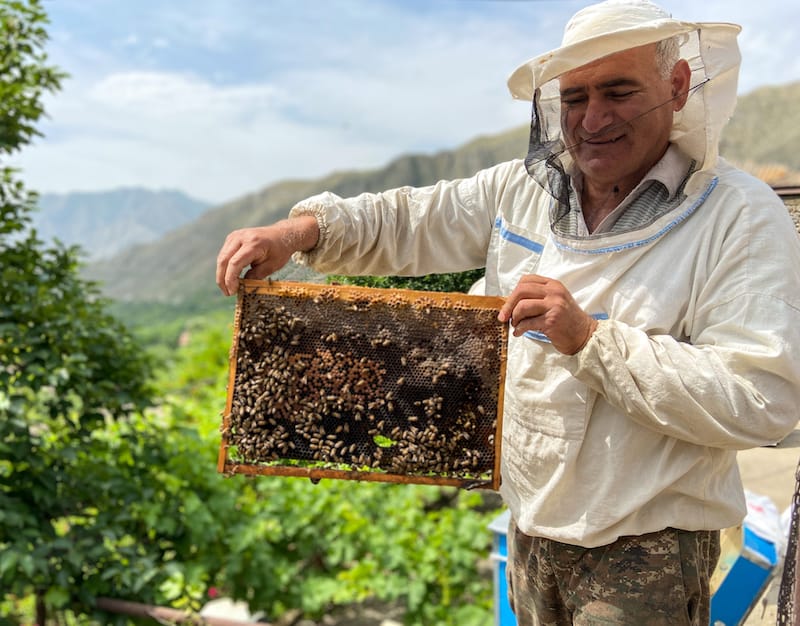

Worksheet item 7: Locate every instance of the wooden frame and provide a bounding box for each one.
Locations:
[218,279,507,490]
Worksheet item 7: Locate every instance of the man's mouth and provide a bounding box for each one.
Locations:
[585,134,624,145]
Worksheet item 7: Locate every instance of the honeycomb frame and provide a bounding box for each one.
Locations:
[218,279,508,489]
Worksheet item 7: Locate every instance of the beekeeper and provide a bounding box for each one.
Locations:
[216,0,800,623]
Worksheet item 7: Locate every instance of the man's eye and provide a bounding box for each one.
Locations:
[608,91,634,99]
[560,97,586,106]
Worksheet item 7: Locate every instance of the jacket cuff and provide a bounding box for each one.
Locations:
[288,203,329,267]
[565,318,607,382]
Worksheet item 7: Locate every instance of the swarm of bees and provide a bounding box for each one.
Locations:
[218,280,507,489]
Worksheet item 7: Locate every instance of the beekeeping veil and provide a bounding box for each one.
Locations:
[507,0,742,229]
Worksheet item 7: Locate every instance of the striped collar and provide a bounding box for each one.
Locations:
[570,144,693,236]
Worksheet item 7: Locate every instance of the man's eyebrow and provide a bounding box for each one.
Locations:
[560,86,585,98]
[560,78,642,97]
[597,78,642,89]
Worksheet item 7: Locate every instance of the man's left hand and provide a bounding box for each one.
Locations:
[497,274,598,355]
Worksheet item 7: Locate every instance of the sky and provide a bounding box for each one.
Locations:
[12,0,800,205]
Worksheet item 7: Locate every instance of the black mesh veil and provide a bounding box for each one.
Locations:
[511,20,742,240]
[523,85,572,237]
[520,71,701,240]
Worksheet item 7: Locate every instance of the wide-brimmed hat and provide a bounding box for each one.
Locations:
[507,0,740,102]
[509,0,742,191]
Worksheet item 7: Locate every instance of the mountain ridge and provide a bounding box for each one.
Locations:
[34,187,210,261]
[82,125,531,304]
[81,81,800,307]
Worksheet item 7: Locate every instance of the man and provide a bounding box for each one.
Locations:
[216,1,800,623]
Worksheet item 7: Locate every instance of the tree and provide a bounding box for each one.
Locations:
[0,1,157,621]
[0,3,499,623]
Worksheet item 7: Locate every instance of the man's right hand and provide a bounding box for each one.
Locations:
[215,216,320,296]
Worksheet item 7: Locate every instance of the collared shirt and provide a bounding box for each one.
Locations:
[569,144,694,237]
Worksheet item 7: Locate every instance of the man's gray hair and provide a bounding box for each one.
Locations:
[655,36,681,79]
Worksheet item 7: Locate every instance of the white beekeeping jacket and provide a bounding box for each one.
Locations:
[289,0,800,546]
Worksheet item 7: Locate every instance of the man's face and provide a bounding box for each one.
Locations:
[559,43,680,191]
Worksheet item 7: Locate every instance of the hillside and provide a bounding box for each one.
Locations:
[83,81,800,307]
[82,125,530,305]
[720,81,800,178]
[34,188,210,261]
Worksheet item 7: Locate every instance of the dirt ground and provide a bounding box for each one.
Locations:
[738,427,799,626]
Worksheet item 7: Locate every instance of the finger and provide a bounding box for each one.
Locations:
[217,231,259,294]
[223,247,259,297]
[508,315,543,338]
[216,237,242,296]
[243,258,274,281]
[498,277,549,322]
[509,299,549,331]
[517,274,549,285]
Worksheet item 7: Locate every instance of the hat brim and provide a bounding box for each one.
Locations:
[507,20,741,101]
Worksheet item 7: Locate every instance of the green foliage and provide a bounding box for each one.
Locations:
[0,2,501,622]
[218,478,499,625]
[329,269,485,295]
[0,0,66,153]
[107,298,235,348]
[152,314,502,625]
[0,0,167,620]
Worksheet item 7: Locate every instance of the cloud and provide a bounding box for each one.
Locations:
[18,3,549,203]
[13,0,800,204]
[18,69,406,203]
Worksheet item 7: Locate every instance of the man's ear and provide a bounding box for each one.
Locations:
[671,59,692,111]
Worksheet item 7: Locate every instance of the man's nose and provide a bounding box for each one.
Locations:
[581,98,614,135]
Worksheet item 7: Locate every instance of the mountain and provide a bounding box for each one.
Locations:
[33,188,211,261]
[719,81,800,179]
[82,125,530,305]
[83,81,800,308]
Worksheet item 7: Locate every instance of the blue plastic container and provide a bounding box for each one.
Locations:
[709,524,779,626]
[488,509,517,626]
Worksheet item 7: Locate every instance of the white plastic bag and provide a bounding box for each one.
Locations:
[744,489,787,563]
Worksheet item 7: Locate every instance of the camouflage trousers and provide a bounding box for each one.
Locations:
[507,522,721,626]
